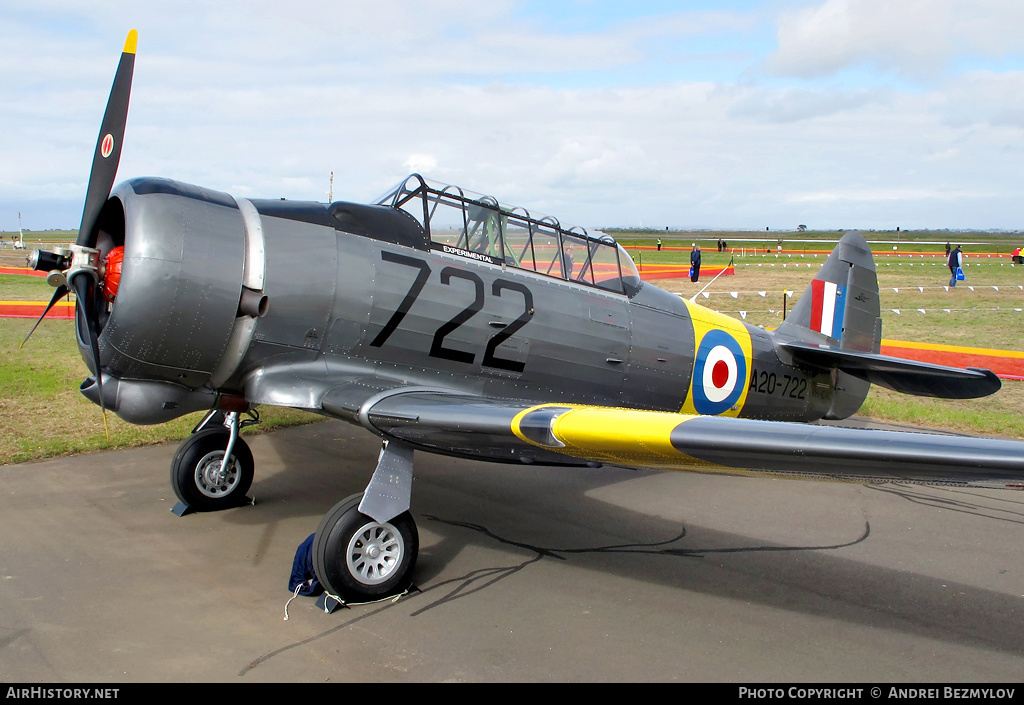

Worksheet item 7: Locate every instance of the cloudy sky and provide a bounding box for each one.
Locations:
[3,0,1024,233]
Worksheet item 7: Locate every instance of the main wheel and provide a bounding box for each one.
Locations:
[313,493,418,600]
[170,429,254,511]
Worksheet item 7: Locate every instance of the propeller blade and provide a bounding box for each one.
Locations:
[69,272,109,440]
[77,29,137,248]
[19,284,70,348]
[69,273,101,393]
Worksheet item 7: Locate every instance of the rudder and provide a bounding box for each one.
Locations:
[776,231,881,419]
[778,231,881,352]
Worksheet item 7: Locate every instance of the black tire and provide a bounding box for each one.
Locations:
[170,429,254,511]
[313,493,418,600]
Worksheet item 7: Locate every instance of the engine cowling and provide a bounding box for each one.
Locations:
[79,177,265,423]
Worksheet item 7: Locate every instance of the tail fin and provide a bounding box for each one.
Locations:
[776,231,879,419]
[776,232,999,418]
[777,231,881,353]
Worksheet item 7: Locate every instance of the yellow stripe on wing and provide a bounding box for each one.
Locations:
[511,403,725,470]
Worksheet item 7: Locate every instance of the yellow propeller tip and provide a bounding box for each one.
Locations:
[123,29,138,55]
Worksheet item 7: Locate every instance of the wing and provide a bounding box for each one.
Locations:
[330,388,1024,490]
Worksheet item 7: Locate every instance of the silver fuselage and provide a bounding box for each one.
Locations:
[82,178,834,444]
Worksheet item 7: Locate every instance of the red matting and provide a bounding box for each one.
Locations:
[879,342,1024,381]
[0,300,75,319]
[0,266,45,277]
[639,265,734,280]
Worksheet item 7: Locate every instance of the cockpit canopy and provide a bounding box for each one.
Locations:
[376,174,642,296]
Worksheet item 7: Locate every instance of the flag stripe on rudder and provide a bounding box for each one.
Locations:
[811,279,846,339]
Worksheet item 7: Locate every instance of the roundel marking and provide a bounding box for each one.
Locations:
[692,329,746,414]
[711,359,729,388]
[100,133,114,159]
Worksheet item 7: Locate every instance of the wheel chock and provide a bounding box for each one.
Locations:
[316,593,347,613]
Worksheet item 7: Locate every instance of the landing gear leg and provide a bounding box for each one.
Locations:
[170,410,257,514]
[312,441,419,602]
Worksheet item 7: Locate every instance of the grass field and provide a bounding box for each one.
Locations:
[0,229,1021,466]
[0,314,320,465]
[625,234,1024,441]
[0,243,320,465]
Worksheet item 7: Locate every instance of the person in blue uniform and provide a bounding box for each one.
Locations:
[948,245,962,287]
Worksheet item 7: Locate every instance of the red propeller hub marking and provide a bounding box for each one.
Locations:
[100,133,114,158]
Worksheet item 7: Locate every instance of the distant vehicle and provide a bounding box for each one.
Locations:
[1012,247,1023,265]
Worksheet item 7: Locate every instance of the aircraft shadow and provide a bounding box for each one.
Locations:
[230,421,1024,658]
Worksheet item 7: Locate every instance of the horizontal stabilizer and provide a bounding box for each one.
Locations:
[780,341,1001,399]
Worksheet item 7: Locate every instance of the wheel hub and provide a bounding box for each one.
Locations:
[195,451,240,498]
[346,521,405,586]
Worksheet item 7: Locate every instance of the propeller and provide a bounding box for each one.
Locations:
[19,283,69,348]
[78,29,137,248]
[23,29,138,439]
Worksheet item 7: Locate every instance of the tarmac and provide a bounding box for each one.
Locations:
[1,420,1023,683]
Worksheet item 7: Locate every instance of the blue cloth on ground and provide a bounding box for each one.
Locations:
[289,533,322,596]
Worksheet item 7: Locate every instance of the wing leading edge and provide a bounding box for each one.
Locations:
[345,390,1024,490]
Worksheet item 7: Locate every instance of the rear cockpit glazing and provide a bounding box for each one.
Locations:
[376,174,641,296]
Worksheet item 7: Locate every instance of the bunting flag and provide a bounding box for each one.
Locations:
[713,308,1023,319]
[672,282,1022,302]
[741,260,1017,269]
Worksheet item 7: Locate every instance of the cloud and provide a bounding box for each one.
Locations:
[727,85,894,123]
[766,0,1024,81]
[4,1,1024,231]
[402,153,437,171]
[935,70,1024,129]
[784,186,988,204]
